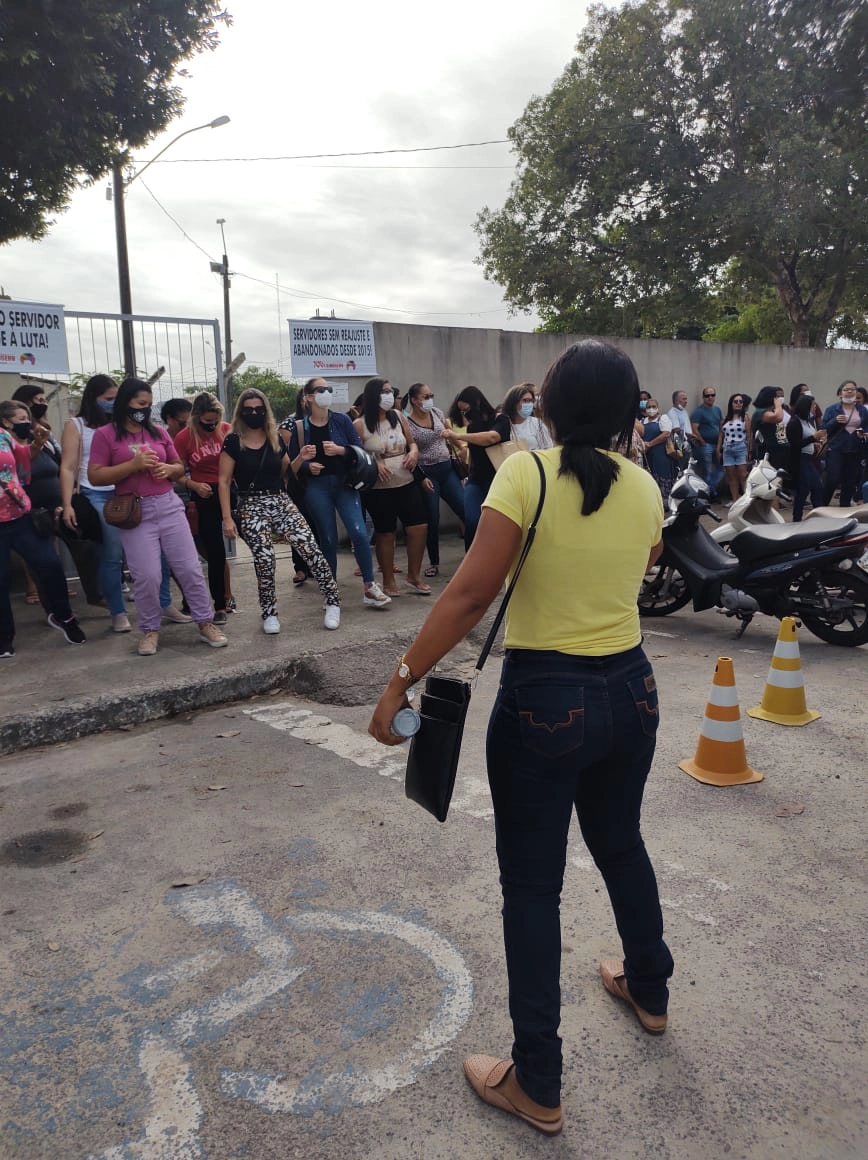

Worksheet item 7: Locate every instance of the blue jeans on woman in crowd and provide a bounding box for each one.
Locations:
[302,473,375,582]
[81,486,127,617]
[462,479,490,551]
[0,514,75,643]
[420,458,465,567]
[486,643,673,1109]
[793,455,823,521]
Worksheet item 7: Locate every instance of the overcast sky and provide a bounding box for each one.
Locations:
[0,0,588,382]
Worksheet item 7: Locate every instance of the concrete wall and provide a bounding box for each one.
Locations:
[371,324,868,410]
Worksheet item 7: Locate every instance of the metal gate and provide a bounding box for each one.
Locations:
[63,310,226,407]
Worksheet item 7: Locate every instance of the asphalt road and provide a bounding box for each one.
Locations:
[0,609,865,1159]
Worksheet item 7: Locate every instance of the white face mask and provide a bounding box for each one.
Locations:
[841,393,857,403]
[645,408,659,418]
[420,398,435,413]
[314,391,331,407]
[380,393,394,410]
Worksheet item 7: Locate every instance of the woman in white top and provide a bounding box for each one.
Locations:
[353,377,432,595]
[59,374,131,632]
[502,383,554,452]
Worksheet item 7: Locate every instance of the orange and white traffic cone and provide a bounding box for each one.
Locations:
[679,657,763,786]
[748,617,820,727]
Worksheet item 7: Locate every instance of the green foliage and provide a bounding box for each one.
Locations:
[477,0,867,348]
[229,366,300,423]
[0,1,230,242]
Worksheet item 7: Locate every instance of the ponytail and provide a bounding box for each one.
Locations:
[558,425,622,515]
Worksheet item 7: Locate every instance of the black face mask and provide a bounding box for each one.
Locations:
[199,421,219,432]
[241,410,266,429]
[11,421,32,441]
[129,406,151,425]
[30,402,48,420]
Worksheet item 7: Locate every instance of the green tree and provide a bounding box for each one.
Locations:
[230,366,300,423]
[0,1,230,242]
[476,0,867,348]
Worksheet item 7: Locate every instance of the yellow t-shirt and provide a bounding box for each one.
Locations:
[482,448,663,656]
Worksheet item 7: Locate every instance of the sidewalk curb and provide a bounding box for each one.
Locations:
[1,609,501,757]
[0,652,322,757]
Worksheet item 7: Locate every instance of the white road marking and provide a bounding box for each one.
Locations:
[244,700,495,819]
[91,882,473,1155]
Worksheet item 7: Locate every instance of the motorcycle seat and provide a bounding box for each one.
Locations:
[806,506,868,524]
[732,517,859,564]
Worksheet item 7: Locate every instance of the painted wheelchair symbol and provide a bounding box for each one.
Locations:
[93,880,473,1160]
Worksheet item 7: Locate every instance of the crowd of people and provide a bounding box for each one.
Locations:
[636,381,868,515]
[1,370,865,658]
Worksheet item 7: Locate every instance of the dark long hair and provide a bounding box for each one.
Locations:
[361,377,398,433]
[723,392,751,422]
[112,378,158,440]
[753,386,779,413]
[77,374,117,429]
[450,385,495,428]
[538,340,638,516]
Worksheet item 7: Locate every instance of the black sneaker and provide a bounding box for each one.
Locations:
[0,638,14,658]
[47,614,87,645]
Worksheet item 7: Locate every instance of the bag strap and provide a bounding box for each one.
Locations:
[473,451,547,676]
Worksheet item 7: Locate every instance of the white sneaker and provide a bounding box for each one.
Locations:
[323,605,341,630]
[162,604,192,624]
[363,582,392,608]
[112,613,132,633]
[262,615,281,634]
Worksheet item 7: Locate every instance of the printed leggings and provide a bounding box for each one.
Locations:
[238,492,339,619]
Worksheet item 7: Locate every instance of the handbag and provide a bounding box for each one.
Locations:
[405,452,547,822]
[448,442,470,480]
[665,429,687,461]
[30,507,57,539]
[103,493,142,529]
[486,436,528,473]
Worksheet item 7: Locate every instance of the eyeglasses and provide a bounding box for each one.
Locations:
[306,386,333,395]
[732,398,744,404]
[703,392,716,398]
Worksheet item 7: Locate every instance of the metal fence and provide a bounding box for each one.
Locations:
[63,310,226,407]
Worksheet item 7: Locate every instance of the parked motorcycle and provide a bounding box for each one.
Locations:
[639,469,868,646]
[711,457,787,544]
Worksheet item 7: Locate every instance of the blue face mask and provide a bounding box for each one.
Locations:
[639,399,647,409]
[96,397,115,414]
[519,402,535,418]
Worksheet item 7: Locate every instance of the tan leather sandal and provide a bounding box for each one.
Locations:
[600,959,667,1034]
[463,1055,563,1135]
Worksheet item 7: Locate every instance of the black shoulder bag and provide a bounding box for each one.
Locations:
[405,452,547,822]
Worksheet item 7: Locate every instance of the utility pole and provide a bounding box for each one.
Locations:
[112,156,136,377]
[211,218,232,367]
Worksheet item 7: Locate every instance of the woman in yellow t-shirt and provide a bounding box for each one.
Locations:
[370,339,672,1136]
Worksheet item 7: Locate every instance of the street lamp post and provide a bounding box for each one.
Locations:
[211,218,232,367]
[112,115,230,377]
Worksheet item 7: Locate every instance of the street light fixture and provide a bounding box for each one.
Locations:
[111,115,230,376]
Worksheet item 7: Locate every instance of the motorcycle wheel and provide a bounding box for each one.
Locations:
[791,567,868,647]
[638,563,691,616]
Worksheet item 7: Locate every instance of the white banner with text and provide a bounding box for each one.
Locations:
[289,319,377,378]
[0,300,69,375]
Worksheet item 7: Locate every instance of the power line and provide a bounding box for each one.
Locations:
[128,138,511,166]
[136,183,509,319]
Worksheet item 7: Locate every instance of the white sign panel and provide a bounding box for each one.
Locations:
[0,300,69,375]
[289,319,377,378]
[325,380,350,404]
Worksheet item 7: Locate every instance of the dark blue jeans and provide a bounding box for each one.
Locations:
[0,515,73,641]
[420,459,465,565]
[792,456,823,521]
[303,473,374,583]
[462,478,489,551]
[486,644,673,1107]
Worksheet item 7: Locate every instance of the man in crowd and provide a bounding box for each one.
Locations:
[691,387,724,494]
[667,390,693,439]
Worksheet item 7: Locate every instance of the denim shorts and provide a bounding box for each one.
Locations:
[723,440,748,466]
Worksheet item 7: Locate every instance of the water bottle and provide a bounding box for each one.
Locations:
[391,707,421,739]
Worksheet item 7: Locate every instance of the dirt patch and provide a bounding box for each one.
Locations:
[49,802,88,820]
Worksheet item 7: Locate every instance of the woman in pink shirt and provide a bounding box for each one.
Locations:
[173,392,233,625]
[89,379,228,656]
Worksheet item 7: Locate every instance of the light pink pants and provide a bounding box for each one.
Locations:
[120,492,212,631]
